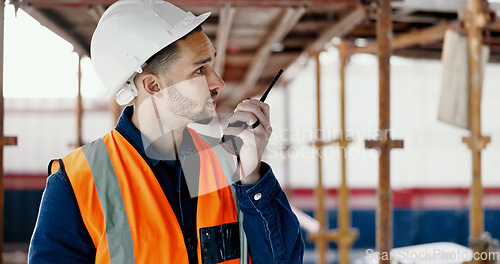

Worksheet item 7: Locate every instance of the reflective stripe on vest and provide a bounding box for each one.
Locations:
[80,139,135,264]
[53,129,248,264]
[197,134,249,264]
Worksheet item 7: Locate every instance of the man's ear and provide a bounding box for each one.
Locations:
[135,73,161,94]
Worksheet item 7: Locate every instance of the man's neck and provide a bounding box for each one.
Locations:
[131,105,187,160]
[149,129,184,160]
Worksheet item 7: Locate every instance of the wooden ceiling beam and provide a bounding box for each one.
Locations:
[391,16,441,24]
[369,12,442,24]
[305,4,366,54]
[25,0,356,8]
[226,35,314,50]
[292,21,335,33]
[353,21,459,54]
[347,21,420,37]
[214,4,236,77]
[283,37,315,48]
[244,7,306,85]
[19,5,88,55]
[392,48,443,59]
[225,52,300,65]
[227,6,306,104]
[281,4,366,85]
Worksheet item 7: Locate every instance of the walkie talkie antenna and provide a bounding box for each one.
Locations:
[260,69,283,102]
[220,69,283,155]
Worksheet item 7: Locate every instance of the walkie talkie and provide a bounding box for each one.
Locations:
[220,69,283,155]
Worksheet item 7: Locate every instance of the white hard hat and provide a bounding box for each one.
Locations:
[90,0,210,105]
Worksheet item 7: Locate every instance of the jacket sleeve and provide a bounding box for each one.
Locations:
[233,162,304,264]
[28,169,96,264]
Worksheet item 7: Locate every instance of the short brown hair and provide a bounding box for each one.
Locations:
[142,25,203,74]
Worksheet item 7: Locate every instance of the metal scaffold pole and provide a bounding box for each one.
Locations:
[74,54,84,148]
[310,52,328,264]
[309,49,359,264]
[282,81,292,196]
[364,1,404,263]
[330,40,358,264]
[0,1,18,261]
[460,0,493,263]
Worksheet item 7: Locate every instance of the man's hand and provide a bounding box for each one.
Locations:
[223,99,272,184]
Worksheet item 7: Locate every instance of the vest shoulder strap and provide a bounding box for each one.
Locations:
[193,130,249,264]
[79,138,135,264]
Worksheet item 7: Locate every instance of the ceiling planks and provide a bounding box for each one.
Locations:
[25,0,356,8]
[353,21,459,54]
[214,4,236,77]
[8,0,500,109]
[305,5,367,54]
[227,6,306,104]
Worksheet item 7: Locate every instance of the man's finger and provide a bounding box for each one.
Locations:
[234,101,271,131]
[245,99,270,121]
[223,127,257,143]
[228,111,258,126]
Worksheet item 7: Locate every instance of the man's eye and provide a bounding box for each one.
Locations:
[195,67,203,74]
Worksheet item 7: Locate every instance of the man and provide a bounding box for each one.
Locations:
[28,0,304,263]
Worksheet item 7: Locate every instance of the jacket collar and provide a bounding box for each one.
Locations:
[115,105,198,166]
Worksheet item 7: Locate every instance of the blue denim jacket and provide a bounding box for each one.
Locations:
[28,105,304,263]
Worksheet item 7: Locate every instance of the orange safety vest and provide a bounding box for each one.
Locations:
[50,129,249,264]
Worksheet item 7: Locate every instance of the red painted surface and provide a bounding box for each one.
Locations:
[5,174,47,190]
[6,173,500,209]
[289,187,500,210]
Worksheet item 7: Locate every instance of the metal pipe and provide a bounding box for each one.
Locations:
[376,1,393,263]
[0,1,5,260]
[0,0,4,142]
[337,40,353,264]
[283,81,291,196]
[314,52,327,264]
[76,54,83,147]
[464,1,488,262]
[0,4,18,259]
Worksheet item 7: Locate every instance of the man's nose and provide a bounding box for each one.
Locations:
[208,69,225,91]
